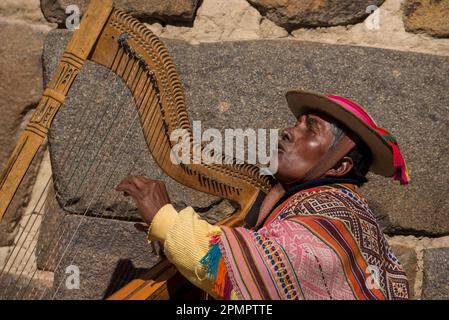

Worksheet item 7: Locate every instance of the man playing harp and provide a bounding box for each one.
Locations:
[117,90,410,300]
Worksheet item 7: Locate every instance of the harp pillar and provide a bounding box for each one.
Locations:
[0,0,113,222]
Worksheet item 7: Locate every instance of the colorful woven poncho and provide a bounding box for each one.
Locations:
[200,183,410,300]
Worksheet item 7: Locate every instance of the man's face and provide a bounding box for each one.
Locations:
[273,111,337,184]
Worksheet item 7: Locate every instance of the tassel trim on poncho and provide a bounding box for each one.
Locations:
[199,231,233,299]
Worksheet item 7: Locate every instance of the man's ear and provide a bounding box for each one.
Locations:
[325,156,354,178]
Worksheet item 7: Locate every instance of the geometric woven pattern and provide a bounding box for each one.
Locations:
[215,183,410,300]
[275,184,410,299]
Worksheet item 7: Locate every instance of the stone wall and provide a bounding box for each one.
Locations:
[0,0,448,300]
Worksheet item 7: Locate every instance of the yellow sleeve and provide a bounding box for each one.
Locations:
[147,204,223,299]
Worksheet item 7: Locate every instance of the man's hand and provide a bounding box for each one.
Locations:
[116,176,170,225]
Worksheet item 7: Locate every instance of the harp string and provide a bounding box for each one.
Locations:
[62,85,166,298]
[0,42,130,294]
[50,81,165,299]
[101,81,171,295]
[49,117,146,299]
[0,43,132,298]
[31,50,161,299]
[0,88,98,288]
[0,66,117,298]
[47,62,158,299]
[47,57,169,299]
[25,49,142,299]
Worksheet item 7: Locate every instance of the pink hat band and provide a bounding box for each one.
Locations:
[325,94,410,185]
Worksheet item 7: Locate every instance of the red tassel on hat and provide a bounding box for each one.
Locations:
[375,127,410,185]
[391,143,410,185]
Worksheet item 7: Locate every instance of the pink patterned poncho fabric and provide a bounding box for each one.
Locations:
[201,184,410,300]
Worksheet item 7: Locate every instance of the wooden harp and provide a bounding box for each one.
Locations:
[0,0,272,299]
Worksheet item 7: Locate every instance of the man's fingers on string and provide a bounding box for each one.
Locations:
[136,176,165,187]
[116,176,144,191]
[135,175,149,184]
[116,180,139,197]
[115,179,128,191]
[116,176,134,189]
[128,175,147,189]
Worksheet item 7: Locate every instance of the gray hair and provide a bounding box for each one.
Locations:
[329,120,345,149]
[328,119,372,185]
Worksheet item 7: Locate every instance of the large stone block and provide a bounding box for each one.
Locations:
[41,212,161,299]
[422,248,449,299]
[403,0,449,38]
[36,193,66,272]
[248,0,385,30]
[40,0,201,26]
[43,30,449,236]
[0,19,49,167]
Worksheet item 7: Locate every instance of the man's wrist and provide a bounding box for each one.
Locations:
[147,203,178,243]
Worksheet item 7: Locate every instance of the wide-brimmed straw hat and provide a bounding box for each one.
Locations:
[285,89,409,184]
